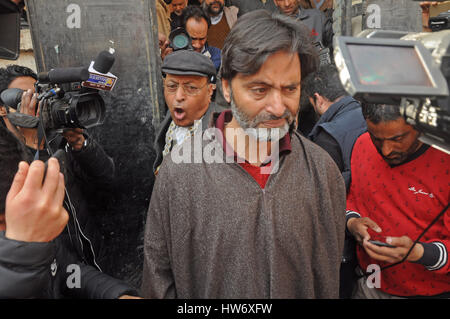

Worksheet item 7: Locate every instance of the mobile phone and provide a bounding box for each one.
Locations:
[368,240,396,248]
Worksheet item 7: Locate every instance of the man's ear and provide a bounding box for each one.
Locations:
[314,93,326,111]
[221,78,231,103]
[208,82,216,99]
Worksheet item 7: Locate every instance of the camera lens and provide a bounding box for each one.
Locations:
[172,34,189,50]
[71,93,105,128]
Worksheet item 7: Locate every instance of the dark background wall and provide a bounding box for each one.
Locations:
[26,0,164,289]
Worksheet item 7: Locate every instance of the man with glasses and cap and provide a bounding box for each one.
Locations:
[153,49,220,175]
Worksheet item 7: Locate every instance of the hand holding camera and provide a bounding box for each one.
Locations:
[5,158,69,243]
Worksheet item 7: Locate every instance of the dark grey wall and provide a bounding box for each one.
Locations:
[334,0,422,36]
[26,0,164,289]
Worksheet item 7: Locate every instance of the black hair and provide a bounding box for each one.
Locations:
[220,10,318,82]
[183,5,211,28]
[302,63,347,102]
[0,64,38,94]
[361,102,402,124]
[0,125,32,213]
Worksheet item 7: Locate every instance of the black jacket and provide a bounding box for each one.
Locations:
[308,96,367,190]
[0,132,140,298]
[30,132,114,267]
[0,232,138,299]
[0,233,55,298]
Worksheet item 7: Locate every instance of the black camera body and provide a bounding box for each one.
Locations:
[334,30,450,153]
[1,51,116,133]
[169,27,193,51]
[429,10,450,32]
[37,81,105,132]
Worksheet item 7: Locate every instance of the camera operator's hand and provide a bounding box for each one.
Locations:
[158,33,173,61]
[118,295,143,299]
[0,106,7,117]
[16,89,43,149]
[5,159,69,242]
[63,128,85,151]
[420,1,439,32]
[420,1,439,11]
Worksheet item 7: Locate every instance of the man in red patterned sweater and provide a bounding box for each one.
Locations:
[346,103,449,299]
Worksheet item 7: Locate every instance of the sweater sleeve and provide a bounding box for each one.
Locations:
[68,133,115,189]
[141,161,177,299]
[346,173,362,219]
[413,207,450,275]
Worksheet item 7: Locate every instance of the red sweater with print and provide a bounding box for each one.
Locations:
[347,132,450,297]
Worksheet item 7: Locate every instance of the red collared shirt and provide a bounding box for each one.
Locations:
[215,110,292,189]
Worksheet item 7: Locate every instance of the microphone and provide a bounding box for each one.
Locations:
[38,67,89,84]
[82,49,118,91]
[93,50,115,74]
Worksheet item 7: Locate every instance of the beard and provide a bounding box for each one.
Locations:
[204,1,224,15]
[229,91,295,142]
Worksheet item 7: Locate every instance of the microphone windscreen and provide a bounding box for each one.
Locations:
[37,71,50,83]
[93,50,115,74]
[48,67,89,83]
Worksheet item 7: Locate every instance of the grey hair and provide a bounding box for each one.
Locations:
[220,10,319,82]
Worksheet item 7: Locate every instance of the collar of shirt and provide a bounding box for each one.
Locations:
[296,8,310,20]
[163,117,202,158]
[201,45,210,57]
[210,11,224,25]
[214,109,292,163]
[173,117,202,145]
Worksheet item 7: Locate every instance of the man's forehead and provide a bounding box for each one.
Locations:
[233,52,301,83]
[8,76,36,91]
[166,73,207,82]
[186,18,208,29]
[172,0,187,5]
[275,0,297,4]
[367,118,415,138]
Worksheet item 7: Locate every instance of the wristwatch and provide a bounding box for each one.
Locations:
[70,137,88,152]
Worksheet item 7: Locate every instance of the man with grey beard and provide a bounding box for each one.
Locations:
[142,10,346,299]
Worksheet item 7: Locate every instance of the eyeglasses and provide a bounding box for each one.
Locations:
[164,80,208,96]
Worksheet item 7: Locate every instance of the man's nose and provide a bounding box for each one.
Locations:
[175,85,186,101]
[266,89,287,118]
[192,41,202,51]
[381,141,395,157]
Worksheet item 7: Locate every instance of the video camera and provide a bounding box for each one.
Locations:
[429,10,450,32]
[0,49,117,133]
[333,29,450,154]
[168,27,193,51]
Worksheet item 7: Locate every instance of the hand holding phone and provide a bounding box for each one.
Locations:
[368,240,396,248]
